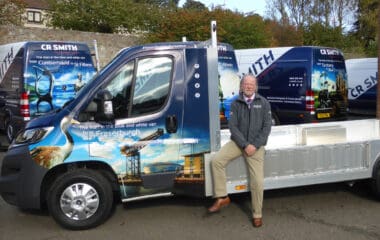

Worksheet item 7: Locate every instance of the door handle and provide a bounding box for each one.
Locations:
[165,115,177,133]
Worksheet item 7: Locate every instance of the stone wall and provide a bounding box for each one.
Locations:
[0,25,142,69]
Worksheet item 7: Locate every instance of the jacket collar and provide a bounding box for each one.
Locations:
[237,93,262,103]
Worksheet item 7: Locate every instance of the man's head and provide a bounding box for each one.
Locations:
[241,74,257,98]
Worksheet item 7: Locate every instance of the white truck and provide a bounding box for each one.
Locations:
[1,22,380,230]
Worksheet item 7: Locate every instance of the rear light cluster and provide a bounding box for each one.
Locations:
[20,92,30,121]
[306,90,315,115]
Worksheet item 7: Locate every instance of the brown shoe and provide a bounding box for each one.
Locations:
[208,196,231,213]
[253,218,263,228]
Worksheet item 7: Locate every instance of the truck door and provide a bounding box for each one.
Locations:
[80,50,185,199]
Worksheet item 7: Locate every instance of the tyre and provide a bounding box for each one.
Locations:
[5,118,14,143]
[371,166,380,200]
[47,169,114,230]
[271,112,280,126]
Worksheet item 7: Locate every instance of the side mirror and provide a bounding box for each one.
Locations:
[95,89,114,124]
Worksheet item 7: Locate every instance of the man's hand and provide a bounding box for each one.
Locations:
[244,144,256,156]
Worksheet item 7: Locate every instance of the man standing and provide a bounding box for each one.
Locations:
[74,73,85,93]
[208,74,272,228]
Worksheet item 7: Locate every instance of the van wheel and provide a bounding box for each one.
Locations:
[371,166,380,200]
[271,113,280,126]
[47,169,114,230]
[5,119,14,143]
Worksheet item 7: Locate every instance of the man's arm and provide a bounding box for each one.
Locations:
[252,99,272,148]
[228,101,248,149]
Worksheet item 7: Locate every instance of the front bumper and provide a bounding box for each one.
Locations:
[0,144,47,209]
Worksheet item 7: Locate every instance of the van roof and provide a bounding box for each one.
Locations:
[116,41,234,55]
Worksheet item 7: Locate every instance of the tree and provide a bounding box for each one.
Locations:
[266,0,290,26]
[212,9,272,48]
[303,22,347,49]
[352,0,378,56]
[182,0,207,11]
[266,0,357,30]
[47,0,161,33]
[265,19,304,46]
[0,0,25,25]
[133,0,179,8]
[146,7,273,49]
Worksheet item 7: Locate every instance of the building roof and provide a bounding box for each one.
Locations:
[23,0,50,10]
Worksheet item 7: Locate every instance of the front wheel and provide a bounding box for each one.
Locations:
[47,169,114,230]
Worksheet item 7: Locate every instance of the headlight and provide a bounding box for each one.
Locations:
[14,127,54,145]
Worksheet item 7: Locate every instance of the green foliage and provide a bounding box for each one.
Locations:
[45,0,377,57]
[0,0,25,25]
[145,7,271,49]
[352,0,378,56]
[303,23,344,47]
[47,0,165,33]
[182,0,207,11]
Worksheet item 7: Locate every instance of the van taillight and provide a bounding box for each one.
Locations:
[306,90,315,115]
[20,92,30,121]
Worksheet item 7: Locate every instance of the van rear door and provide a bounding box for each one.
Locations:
[25,42,96,116]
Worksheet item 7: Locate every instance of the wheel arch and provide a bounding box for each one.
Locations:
[1,108,13,129]
[371,155,380,179]
[40,161,120,208]
[369,155,380,200]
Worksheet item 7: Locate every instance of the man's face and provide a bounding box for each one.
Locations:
[242,76,257,98]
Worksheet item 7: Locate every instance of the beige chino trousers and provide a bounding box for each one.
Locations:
[211,140,265,218]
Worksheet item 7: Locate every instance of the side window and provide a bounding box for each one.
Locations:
[104,61,134,119]
[131,57,172,116]
[1,48,23,90]
[82,56,172,122]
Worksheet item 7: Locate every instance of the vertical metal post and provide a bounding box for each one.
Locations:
[93,39,100,72]
[377,12,380,119]
[207,20,220,152]
[211,20,217,48]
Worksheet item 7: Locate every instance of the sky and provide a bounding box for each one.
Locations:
[178,0,267,16]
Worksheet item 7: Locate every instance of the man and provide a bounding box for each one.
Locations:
[74,73,85,92]
[208,74,272,228]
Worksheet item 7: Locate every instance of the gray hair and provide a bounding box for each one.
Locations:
[240,73,258,93]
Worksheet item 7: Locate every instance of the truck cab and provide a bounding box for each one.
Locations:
[0,40,222,229]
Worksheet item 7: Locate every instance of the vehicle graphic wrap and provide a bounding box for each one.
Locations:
[25,43,96,116]
[311,48,348,118]
[29,47,212,198]
[217,44,240,126]
[236,46,348,124]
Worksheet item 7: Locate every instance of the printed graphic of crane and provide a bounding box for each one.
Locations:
[120,128,164,181]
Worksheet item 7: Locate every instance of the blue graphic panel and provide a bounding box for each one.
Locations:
[24,42,96,116]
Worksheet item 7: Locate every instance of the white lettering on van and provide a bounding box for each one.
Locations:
[41,44,52,50]
[218,45,227,52]
[349,73,378,99]
[41,44,78,51]
[249,50,275,76]
[53,44,78,51]
[0,47,15,81]
[320,49,340,56]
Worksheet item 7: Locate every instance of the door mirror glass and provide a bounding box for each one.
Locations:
[94,89,114,124]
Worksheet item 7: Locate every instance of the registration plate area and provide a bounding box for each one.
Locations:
[317,112,331,119]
